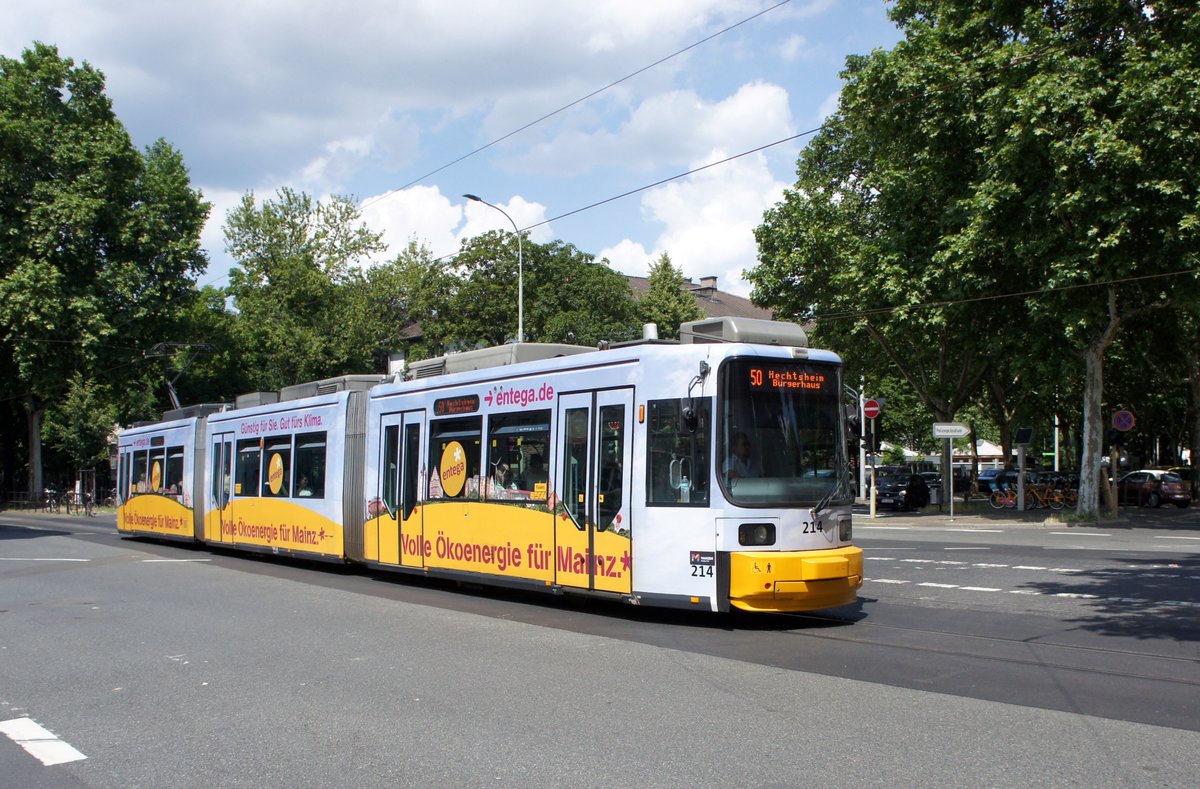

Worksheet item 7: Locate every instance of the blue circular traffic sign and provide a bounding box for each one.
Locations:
[1112,409,1135,432]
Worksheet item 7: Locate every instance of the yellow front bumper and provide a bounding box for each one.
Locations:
[728,546,863,612]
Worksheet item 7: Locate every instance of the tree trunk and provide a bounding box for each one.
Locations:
[1077,344,1105,518]
[25,397,43,499]
[1188,349,1200,498]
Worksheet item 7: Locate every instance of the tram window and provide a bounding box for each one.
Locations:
[263,439,292,497]
[720,359,847,505]
[294,432,326,499]
[402,424,420,518]
[646,398,711,506]
[561,408,589,528]
[132,450,149,495]
[382,425,400,513]
[597,404,626,529]
[486,410,550,501]
[212,440,231,507]
[165,446,185,497]
[428,417,482,500]
[235,439,261,497]
[118,452,129,501]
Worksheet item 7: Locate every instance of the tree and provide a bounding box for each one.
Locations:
[223,188,384,390]
[754,1,1200,517]
[0,43,209,495]
[636,253,703,340]
[401,232,639,353]
[41,373,117,477]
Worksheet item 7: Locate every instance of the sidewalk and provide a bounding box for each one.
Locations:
[851,500,1199,531]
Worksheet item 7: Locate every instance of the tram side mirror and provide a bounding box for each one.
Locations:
[680,401,698,434]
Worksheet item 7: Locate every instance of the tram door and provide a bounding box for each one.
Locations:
[378,410,425,567]
[554,389,634,595]
[209,432,234,543]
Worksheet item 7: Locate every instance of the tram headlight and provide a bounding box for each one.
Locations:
[838,517,852,542]
[738,523,776,546]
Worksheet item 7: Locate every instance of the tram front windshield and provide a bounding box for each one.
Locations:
[720,358,848,506]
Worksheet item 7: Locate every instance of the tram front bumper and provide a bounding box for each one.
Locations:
[727,546,863,612]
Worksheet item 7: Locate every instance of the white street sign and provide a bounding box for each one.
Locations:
[932,422,969,438]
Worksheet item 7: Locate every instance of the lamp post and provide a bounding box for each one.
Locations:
[463,193,523,343]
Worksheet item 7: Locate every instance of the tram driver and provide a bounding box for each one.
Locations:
[723,432,762,482]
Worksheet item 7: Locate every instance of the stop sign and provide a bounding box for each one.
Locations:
[863,399,881,419]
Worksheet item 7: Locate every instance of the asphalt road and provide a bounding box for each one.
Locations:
[2,509,1198,787]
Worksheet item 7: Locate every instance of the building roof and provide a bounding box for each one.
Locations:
[625,274,773,321]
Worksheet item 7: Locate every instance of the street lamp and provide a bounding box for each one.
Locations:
[463,193,523,343]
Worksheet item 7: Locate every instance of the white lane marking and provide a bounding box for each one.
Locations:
[0,558,90,562]
[857,525,911,530]
[141,559,211,563]
[1049,531,1110,537]
[0,717,87,766]
[1156,535,1200,541]
[945,547,991,550]
[1013,565,1047,570]
[866,581,1196,608]
[972,563,1009,568]
[942,528,1004,533]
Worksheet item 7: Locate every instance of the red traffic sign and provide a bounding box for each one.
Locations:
[863,399,881,420]
[1112,409,1135,432]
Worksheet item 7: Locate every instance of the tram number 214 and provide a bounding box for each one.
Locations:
[690,551,715,577]
[802,519,825,534]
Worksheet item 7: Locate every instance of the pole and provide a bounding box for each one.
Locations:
[859,389,867,502]
[869,417,877,519]
[463,194,524,343]
[946,437,955,522]
[1017,445,1026,512]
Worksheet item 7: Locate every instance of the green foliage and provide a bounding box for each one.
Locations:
[637,253,703,340]
[0,42,209,491]
[42,373,116,470]
[753,1,1200,512]
[223,188,384,390]
[384,232,640,354]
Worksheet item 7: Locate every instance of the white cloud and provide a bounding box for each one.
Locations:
[357,188,554,265]
[509,81,795,175]
[599,149,788,298]
[597,239,656,277]
[778,34,809,61]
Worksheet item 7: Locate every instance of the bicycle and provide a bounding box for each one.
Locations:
[1026,481,1066,510]
[988,483,1035,510]
[42,487,60,513]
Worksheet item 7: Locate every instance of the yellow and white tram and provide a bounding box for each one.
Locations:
[117,318,862,613]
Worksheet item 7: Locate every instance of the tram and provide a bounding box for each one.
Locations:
[116,317,862,613]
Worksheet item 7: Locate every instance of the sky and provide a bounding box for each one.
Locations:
[4,0,903,298]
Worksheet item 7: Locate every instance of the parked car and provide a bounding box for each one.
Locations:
[865,465,910,495]
[874,473,930,511]
[977,468,1020,491]
[1168,466,1197,496]
[1115,470,1192,508]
